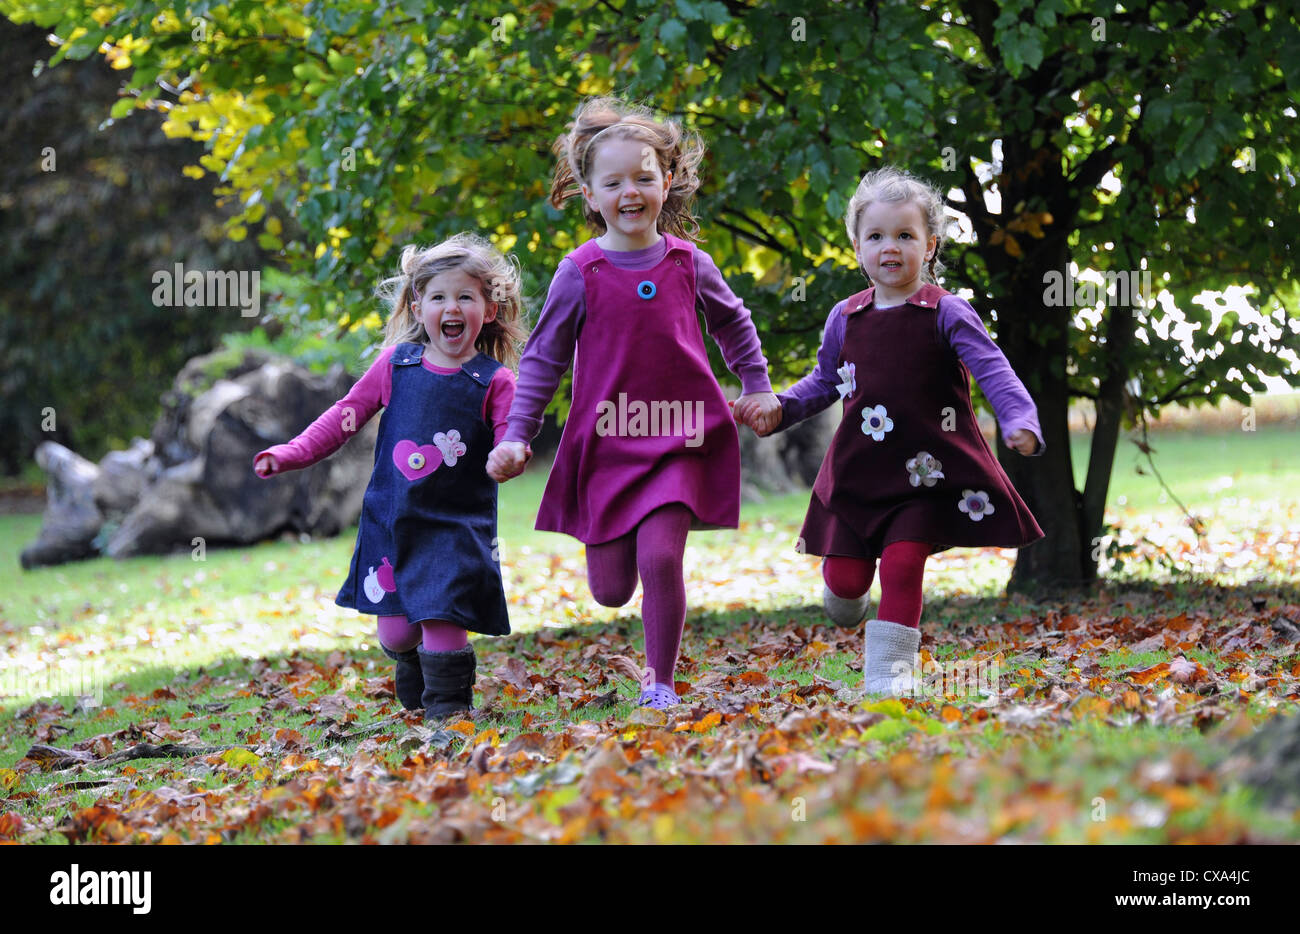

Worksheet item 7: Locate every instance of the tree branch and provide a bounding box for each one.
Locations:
[1150,375,1200,407]
[24,742,255,772]
[713,210,785,253]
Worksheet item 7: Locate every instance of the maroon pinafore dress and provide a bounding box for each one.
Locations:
[800,283,1043,558]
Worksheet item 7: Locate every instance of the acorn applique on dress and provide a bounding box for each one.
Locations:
[363,556,398,604]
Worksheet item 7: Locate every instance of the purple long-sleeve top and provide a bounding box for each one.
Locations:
[503,238,773,445]
[776,294,1045,453]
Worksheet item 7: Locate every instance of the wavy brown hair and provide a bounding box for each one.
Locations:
[377,233,526,369]
[550,97,706,241]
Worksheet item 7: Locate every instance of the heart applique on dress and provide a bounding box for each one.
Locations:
[393,439,443,481]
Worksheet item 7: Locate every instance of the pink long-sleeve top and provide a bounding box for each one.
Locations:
[503,238,773,445]
[776,293,1045,452]
[256,344,517,472]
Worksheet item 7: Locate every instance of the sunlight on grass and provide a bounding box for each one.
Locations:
[0,424,1297,845]
[2,427,1298,711]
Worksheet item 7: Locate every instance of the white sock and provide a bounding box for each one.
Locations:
[822,583,869,627]
[863,619,921,696]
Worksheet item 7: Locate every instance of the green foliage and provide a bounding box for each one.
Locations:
[0,18,267,471]
[4,0,1299,582]
[219,268,381,376]
[219,323,374,377]
[4,0,1293,404]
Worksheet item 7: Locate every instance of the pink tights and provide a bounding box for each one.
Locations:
[822,540,932,629]
[377,615,468,653]
[585,504,692,686]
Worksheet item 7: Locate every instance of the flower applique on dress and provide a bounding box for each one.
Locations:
[861,404,894,441]
[434,430,467,467]
[836,362,857,400]
[958,489,995,521]
[906,452,944,488]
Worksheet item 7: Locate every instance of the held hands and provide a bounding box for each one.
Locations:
[732,391,782,437]
[487,441,532,483]
[253,453,278,477]
[1006,429,1039,456]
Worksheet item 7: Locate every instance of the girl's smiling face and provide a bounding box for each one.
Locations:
[413,268,496,367]
[853,199,938,305]
[581,136,672,251]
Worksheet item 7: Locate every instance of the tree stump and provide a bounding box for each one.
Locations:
[21,348,377,566]
[19,443,103,569]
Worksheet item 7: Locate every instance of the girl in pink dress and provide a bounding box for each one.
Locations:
[488,98,780,709]
[761,167,1044,696]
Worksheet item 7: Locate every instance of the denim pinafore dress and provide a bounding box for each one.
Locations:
[335,343,510,636]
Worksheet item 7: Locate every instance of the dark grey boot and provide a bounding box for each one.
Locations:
[380,643,424,711]
[418,645,476,721]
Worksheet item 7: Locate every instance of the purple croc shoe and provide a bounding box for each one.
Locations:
[638,682,680,710]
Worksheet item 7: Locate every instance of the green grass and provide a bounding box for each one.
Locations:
[949,719,1290,844]
[3,424,1296,714]
[1,422,1297,843]
[1069,424,1300,515]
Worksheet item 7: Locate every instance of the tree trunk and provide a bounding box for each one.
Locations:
[994,239,1091,592]
[1080,292,1137,583]
[999,368,1088,592]
[1228,709,1300,811]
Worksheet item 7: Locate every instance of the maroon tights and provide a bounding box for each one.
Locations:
[822,540,931,629]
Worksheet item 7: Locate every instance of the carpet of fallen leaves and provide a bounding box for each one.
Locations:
[3,584,1299,844]
[2,502,1298,844]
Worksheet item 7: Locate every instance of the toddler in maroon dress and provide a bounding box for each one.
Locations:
[761,167,1044,696]
[487,98,780,709]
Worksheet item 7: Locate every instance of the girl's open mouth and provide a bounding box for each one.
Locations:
[619,205,645,217]
[441,321,465,338]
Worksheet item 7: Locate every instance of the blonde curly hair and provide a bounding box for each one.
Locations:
[845,166,949,284]
[377,233,526,368]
